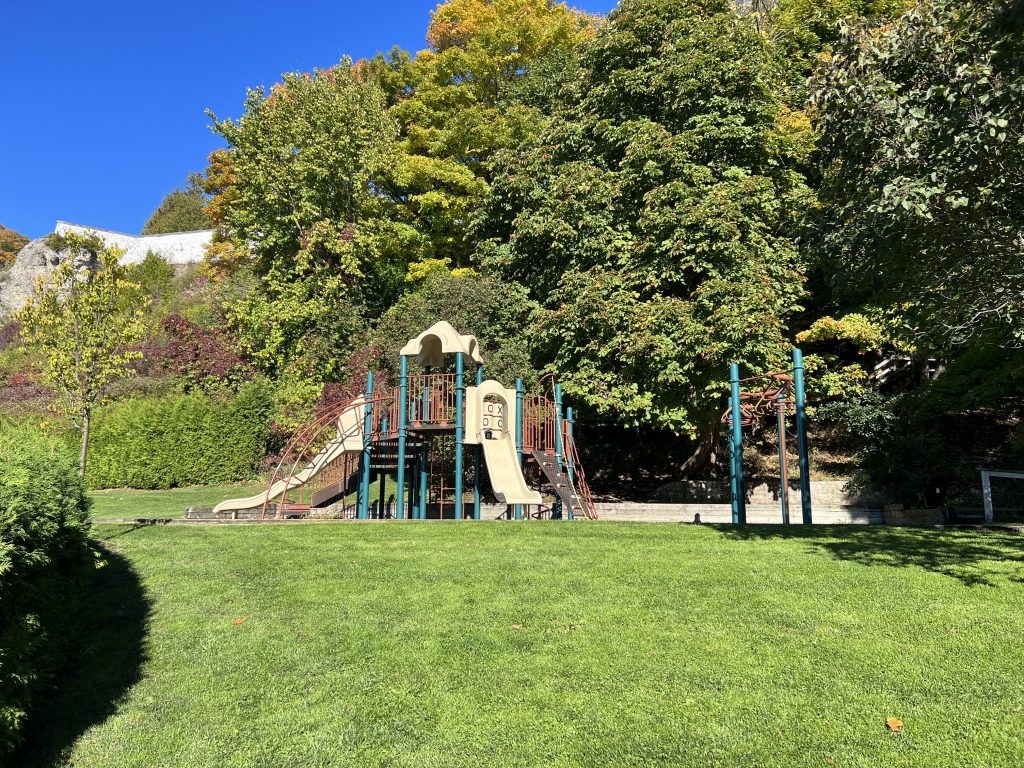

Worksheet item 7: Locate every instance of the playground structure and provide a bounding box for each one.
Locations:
[723,348,812,524]
[214,322,596,521]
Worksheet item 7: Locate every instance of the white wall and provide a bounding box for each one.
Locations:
[55,221,211,265]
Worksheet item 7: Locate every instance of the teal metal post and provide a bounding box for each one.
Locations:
[565,406,576,521]
[514,378,524,521]
[403,454,411,520]
[379,416,389,519]
[473,364,483,520]
[553,383,565,520]
[729,363,746,524]
[793,348,812,524]
[358,371,374,520]
[395,355,409,520]
[454,352,465,520]
[776,390,789,525]
[418,438,430,519]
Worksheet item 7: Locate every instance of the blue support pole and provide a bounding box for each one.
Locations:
[729,363,746,524]
[565,406,576,521]
[454,352,465,520]
[473,364,483,520]
[395,355,409,520]
[553,383,565,520]
[793,348,813,524]
[514,378,524,521]
[358,371,374,520]
[379,416,389,519]
[407,454,417,520]
[418,438,430,519]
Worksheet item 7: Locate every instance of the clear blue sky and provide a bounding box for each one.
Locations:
[0,0,619,239]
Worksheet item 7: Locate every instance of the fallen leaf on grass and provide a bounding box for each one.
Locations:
[886,717,903,732]
[511,624,522,630]
[233,618,246,625]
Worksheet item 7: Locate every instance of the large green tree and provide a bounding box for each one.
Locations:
[17,233,149,475]
[142,175,211,234]
[810,0,1024,350]
[480,0,809,472]
[206,61,410,379]
[361,0,598,272]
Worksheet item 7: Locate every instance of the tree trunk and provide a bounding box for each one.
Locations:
[79,408,91,478]
[680,413,722,478]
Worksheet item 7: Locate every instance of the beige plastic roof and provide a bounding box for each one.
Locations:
[400,321,484,368]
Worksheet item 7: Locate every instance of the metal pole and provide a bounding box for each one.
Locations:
[793,348,812,524]
[395,355,408,520]
[565,406,576,521]
[473,364,483,520]
[981,470,994,523]
[379,416,389,519]
[729,363,746,524]
[418,438,430,520]
[515,378,524,521]
[554,383,565,520]
[454,352,465,520]
[358,371,374,520]
[776,390,789,525]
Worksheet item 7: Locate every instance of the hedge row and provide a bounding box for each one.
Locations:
[0,428,93,759]
[86,380,274,489]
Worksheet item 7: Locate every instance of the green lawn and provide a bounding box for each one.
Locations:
[88,482,269,519]
[18,521,1024,767]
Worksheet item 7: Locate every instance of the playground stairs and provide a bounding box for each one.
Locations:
[531,450,590,520]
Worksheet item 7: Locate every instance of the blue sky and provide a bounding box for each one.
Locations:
[0,0,619,239]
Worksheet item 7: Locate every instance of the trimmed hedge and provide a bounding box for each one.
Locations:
[0,428,93,759]
[86,380,274,490]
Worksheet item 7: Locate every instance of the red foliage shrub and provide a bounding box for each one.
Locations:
[0,321,22,352]
[140,314,251,385]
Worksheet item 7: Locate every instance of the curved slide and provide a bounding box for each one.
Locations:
[213,397,366,515]
[480,431,542,505]
[468,382,542,506]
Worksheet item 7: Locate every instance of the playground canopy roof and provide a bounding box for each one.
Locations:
[400,321,483,368]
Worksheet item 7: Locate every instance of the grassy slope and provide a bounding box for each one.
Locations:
[89,482,270,519]
[23,522,1024,767]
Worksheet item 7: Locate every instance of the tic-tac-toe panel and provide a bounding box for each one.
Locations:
[481,397,505,438]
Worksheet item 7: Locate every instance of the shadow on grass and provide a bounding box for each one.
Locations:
[714,524,1024,587]
[14,542,150,767]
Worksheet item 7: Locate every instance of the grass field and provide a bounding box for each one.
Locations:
[18,521,1024,767]
[88,482,270,519]
[88,476,402,520]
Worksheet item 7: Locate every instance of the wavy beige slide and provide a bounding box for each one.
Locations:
[467,382,542,506]
[213,396,367,515]
[480,430,542,505]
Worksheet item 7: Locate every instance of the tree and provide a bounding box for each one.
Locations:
[206,61,408,377]
[17,233,149,475]
[479,0,809,473]
[809,0,1024,350]
[142,175,211,234]
[360,0,599,272]
[373,268,539,386]
[0,225,28,268]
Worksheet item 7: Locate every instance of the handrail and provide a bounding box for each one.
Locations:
[562,418,598,519]
[263,393,394,519]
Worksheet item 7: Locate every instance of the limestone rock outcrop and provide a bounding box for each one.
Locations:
[0,238,68,318]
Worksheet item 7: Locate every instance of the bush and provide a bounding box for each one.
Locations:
[85,379,274,489]
[0,427,93,759]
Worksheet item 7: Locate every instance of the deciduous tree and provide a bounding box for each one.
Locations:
[142,175,211,234]
[810,0,1024,349]
[17,233,149,475]
[480,0,809,472]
